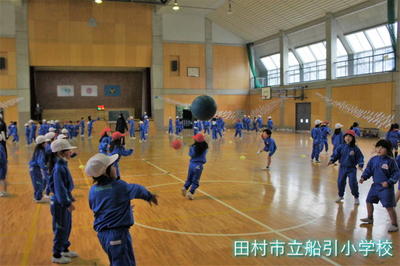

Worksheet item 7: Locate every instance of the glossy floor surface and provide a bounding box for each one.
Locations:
[1,128,399,265]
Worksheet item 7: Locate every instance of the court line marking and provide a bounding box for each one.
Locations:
[143,159,340,266]
[20,204,42,266]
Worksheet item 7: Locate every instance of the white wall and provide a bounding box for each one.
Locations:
[212,22,245,44]
[162,13,205,42]
[0,2,16,37]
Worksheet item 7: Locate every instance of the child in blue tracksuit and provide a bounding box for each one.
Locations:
[24,123,31,145]
[203,120,210,135]
[168,117,173,135]
[128,117,136,139]
[48,139,78,263]
[331,123,344,155]
[350,122,361,137]
[234,119,243,138]
[108,132,133,178]
[0,142,7,197]
[359,139,399,233]
[256,115,263,129]
[175,117,181,136]
[328,130,364,204]
[144,116,149,135]
[86,153,158,266]
[211,119,218,140]
[29,120,37,143]
[182,133,208,200]
[252,116,258,132]
[39,120,49,135]
[73,121,80,138]
[267,116,274,130]
[139,121,146,142]
[99,128,112,154]
[320,121,331,152]
[87,116,97,138]
[257,129,277,169]
[8,122,19,142]
[79,118,85,136]
[386,123,400,157]
[193,120,200,136]
[55,120,61,133]
[29,136,48,202]
[311,120,323,163]
[216,117,223,136]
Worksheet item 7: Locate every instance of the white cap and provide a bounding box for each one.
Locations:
[50,120,54,124]
[176,116,179,118]
[55,120,59,123]
[61,128,68,134]
[139,121,143,124]
[42,119,46,123]
[129,116,133,119]
[36,135,49,145]
[24,123,29,127]
[85,153,119,177]
[45,132,56,140]
[335,123,343,129]
[49,127,56,132]
[51,139,77,153]
[314,119,321,125]
[28,120,33,123]
[268,116,272,119]
[57,134,68,140]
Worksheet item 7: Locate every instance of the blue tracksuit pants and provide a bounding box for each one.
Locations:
[338,167,359,198]
[29,167,44,200]
[184,163,204,194]
[98,228,135,266]
[50,200,72,256]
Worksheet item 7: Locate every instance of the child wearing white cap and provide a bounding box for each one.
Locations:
[85,153,158,266]
[29,136,49,202]
[24,123,31,145]
[267,116,274,130]
[331,123,344,155]
[48,139,78,264]
[128,116,136,139]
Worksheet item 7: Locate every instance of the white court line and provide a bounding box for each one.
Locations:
[143,159,340,266]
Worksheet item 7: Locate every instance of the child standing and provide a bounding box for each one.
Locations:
[98,128,112,154]
[48,139,78,263]
[168,116,173,135]
[9,122,19,143]
[87,116,96,138]
[328,130,364,204]
[29,136,49,202]
[359,139,399,232]
[234,119,243,138]
[109,132,133,179]
[128,116,136,139]
[350,122,361,137]
[211,118,218,140]
[331,123,344,154]
[203,120,210,135]
[85,153,158,266]
[24,123,31,145]
[79,117,85,137]
[320,121,331,152]
[139,121,146,143]
[0,136,7,197]
[181,133,208,200]
[386,123,400,157]
[257,129,277,169]
[193,119,200,136]
[256,115,263,130]
[29,120,37,143]
[267,116,274,130]
[311,120,323,163]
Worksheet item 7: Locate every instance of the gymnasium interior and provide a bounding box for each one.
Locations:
[1,0,400,265]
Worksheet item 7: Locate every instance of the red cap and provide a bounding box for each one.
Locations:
[112,131,125,140]
[192,133,205,142]
[345,130,356,137]
[100,127,111,136]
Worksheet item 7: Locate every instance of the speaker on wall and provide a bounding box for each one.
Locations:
[0,57,5,70]
[171,60,179,72]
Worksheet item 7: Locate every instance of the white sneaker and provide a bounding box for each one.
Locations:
[181,187,187,197]
[0,192,8,197]
[34,198,50,203]
[52,256,71,264]
[354,198,360,205]
[388,224,399,232]
[335,197,343,203]
[360,217,373,224]
[186,192,194,200]
[61,251,78,258]
[44,194,50,199]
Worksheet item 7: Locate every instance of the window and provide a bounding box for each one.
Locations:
[287,52,300,83]
[260,53,280,86]
[295,42,326,82]
[336,39,348,77]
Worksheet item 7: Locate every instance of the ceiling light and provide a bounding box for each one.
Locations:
[95,0,102,4]
[172,0,180,11]
[227,0,233,15]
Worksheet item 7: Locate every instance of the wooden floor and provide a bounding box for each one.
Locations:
[1,129,399,265]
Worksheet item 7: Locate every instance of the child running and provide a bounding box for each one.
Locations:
[257,129,277,169]
[181,133,208,200]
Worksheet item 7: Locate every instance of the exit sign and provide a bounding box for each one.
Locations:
[97,105,105,111]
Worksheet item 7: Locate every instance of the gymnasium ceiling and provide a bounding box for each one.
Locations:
[158,0,380,42]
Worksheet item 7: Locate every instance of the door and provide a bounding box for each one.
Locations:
[295,102,311,131]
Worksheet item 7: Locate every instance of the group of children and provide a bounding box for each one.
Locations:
[309,119,400,232]
[127,116,150,142]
